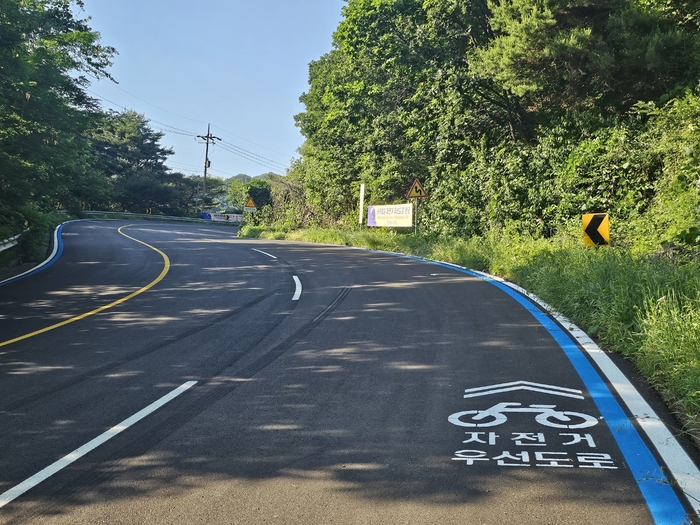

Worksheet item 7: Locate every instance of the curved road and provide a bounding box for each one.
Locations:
[0,220,697,524]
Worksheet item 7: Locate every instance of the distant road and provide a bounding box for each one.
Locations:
[0,220,696,524]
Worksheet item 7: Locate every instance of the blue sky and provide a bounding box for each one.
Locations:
[79,0,345,178]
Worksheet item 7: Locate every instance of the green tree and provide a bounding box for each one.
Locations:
[0,0,116,227]
[274,0,700,239]
[89,110,186,214]
[246,178,272,209]
[240,178,270,226]
[293,0,536,227]
[231,173,252,183]
[201,176,229,212]
[227,178,248,212]
[471,0,700,117]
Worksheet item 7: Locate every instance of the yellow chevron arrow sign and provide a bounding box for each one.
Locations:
[582,213,610,246]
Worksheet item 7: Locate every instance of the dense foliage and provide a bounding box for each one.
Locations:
[254,0,700,247]
[1,0,111,236]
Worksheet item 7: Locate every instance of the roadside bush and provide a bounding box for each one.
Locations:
[638,292,700,426]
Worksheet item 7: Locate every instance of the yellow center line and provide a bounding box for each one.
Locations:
[0,225,171,348]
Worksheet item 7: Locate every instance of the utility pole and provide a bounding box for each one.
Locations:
[196,124,221,214]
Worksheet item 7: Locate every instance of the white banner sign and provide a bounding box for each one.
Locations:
[367,204,413,228]
[202,213,243,223]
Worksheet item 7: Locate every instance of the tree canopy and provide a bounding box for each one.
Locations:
[0,0,209,239]
[273,0,700,240]
[0,0,115,227]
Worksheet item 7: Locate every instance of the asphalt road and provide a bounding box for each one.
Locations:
[0,220,696,524]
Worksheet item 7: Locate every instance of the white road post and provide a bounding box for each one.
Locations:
[359,183,365,226]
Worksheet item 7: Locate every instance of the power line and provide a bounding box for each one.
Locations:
[208,167,238,178]
[86,89,128,111]
[218,139,287,168]
[214,143,286,172]
[87,88,288,172]
[100,83,290,156]
[210,124,289,157]
[166,160,203,171]
[88,88,287,158]
[86,89,198,136]
[167,158,245,179]
[215,148,286,172]
[108,84,209,125]
[156,128,196,137]
[151,122,197,136]
[102,84,289,158]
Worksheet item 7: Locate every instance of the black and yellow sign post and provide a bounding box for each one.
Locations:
[582,213,610,246]
[407,179,427,235]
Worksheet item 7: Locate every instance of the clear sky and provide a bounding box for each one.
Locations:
[78,0,345,179]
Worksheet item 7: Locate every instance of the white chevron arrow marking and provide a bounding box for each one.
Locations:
[463,381,585,400]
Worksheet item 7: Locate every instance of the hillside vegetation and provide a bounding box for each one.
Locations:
[243,0,700,436]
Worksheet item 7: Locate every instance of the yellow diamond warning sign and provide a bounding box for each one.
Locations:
[244,198,257,212]
[407,179,427,199]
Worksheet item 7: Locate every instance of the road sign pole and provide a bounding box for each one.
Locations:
[359,184,365,227]
[414,199,418,235]
[407,178,427,236]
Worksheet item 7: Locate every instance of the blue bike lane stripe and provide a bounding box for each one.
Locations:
[424,260,688,525]
[0,221,72,287]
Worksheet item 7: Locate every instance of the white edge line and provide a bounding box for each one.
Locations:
[0,380,197,509]
[478,271,700,509]
[358,249,700,509]
[252,248,277,259]
[292,276,302,301]
[198,228,225,233]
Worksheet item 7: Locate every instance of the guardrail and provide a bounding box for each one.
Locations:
[77,211,241,226]
[0,233,22,254]
[0,227,31,254]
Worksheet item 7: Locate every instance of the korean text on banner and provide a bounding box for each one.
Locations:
[367,204,413,228]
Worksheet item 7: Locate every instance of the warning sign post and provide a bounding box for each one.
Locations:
[406,179,427,234]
